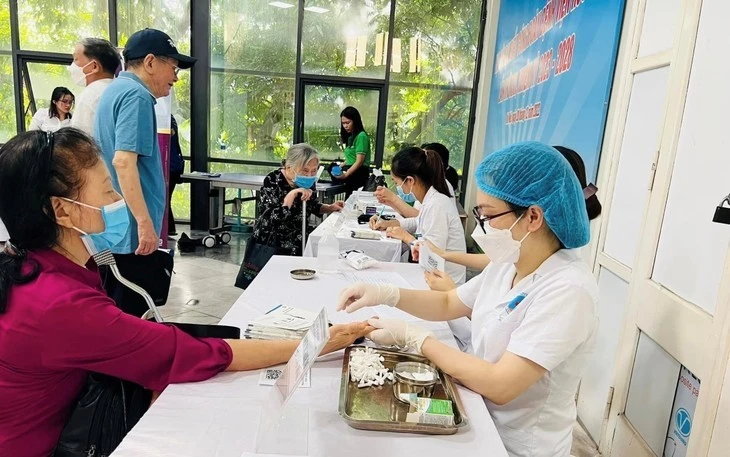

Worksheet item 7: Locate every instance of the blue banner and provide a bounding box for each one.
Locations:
[484,0,626,181]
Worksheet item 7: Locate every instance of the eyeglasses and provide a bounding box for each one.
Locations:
[472,206,515,233]
[158,57,180,76]
[58,98,74,105]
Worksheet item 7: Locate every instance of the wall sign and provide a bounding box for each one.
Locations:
[664,366,700,457]
[484,0,626,181]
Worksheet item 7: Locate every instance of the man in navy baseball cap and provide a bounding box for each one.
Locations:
[123,28,196,69]
[92,27,196,316]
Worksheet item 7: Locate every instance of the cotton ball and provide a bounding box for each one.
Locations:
[349,347,393,389]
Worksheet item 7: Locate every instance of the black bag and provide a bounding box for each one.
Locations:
[53,374,151,457]
[362,172,385,192]
[235,237,278,289]
[101,250,174,317]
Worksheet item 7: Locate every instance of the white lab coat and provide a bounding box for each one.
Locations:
[400,186,465,283]
[71,78,113,136]
[456,249,598,457]
[400,186,470,349]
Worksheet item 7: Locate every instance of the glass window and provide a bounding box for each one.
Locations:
[302,84,379,161]
[0,1,12,51]
[384,85,472,173]
[211,0,298,73]
[209,71,295,163]
[116,0,190,52]
[301,0,390,79]
[0,56,15,142]
[391,0,482,87]
[118,0,191,155]
[23,62,77,129]
[170,160,191,222]
[17,0,109,53]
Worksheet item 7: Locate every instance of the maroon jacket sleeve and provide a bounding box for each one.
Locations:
[39,288,233,391]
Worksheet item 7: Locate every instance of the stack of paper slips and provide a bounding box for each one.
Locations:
[244,305,318,340]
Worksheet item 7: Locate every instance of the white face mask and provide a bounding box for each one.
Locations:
[471,215,529,264]
[69,61,93,87]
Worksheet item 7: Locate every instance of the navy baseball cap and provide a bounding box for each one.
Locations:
[123,28,196,69]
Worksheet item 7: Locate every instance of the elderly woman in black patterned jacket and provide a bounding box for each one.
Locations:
[252,144,344,256]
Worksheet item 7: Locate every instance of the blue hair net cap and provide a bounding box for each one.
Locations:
[475,141,590,248]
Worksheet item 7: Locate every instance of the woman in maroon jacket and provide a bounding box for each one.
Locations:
[0,128,370,457]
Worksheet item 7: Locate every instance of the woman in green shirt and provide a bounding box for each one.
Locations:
[336,106,371,195]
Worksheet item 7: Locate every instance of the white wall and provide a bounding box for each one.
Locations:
[602,67,670,269]
[651,0,730,314]
[577,268,630,442]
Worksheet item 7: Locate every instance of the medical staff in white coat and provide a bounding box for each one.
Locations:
[418,145,602,292]
[339,141,599,457]
[368,146,470,349]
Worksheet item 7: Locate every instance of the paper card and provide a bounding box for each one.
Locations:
[258,368,311,388]
[418,244,446,272]
[273,308,328,402]
[251,305,318,331]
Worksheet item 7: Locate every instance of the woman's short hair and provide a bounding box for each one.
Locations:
[285,143,319,170]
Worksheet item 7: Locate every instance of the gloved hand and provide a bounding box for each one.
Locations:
[367,318,433,354]
[337,283,400,313]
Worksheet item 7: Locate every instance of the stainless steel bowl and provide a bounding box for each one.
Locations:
[290,269,316,280]
[392,361,439,403]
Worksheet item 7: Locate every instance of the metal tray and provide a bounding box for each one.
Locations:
[338,345,468,435]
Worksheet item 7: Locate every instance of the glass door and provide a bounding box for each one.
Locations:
[297,81,384,164]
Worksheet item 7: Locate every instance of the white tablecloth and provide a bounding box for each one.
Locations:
[303,214,404,263]
[112,256,507,457]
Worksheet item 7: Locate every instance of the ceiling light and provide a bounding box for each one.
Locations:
[269,1,295,8]
[304,6,329,13]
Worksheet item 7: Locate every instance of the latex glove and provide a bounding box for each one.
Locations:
[367,318,433,354]
[424,269,457,291]
[337,282,400,313]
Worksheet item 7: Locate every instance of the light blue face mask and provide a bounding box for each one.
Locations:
[64,198,130,255]
[294,174,317,189]
[396,177,416,204]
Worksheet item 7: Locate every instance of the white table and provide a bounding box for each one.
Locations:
[303,214,404,262]
[183,172,348,229]
[112,256,507,457]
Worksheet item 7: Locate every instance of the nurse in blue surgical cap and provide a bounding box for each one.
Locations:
[337,142,598,457]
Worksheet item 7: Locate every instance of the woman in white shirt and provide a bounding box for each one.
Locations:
[420,145,602,291]
[369,146,466,282]
[369,146,470,349]
[339,142,599,457]
[28,87,74,132]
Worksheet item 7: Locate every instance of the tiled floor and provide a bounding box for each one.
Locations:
[165,225,601,457]
[161,226,246,324]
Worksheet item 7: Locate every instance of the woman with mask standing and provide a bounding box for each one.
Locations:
[333,106,371,195]
[338,142,599,457]
[252,143,345,256]
[28,87,74,132]
[0,130,371,456]
[69,37,121,136]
